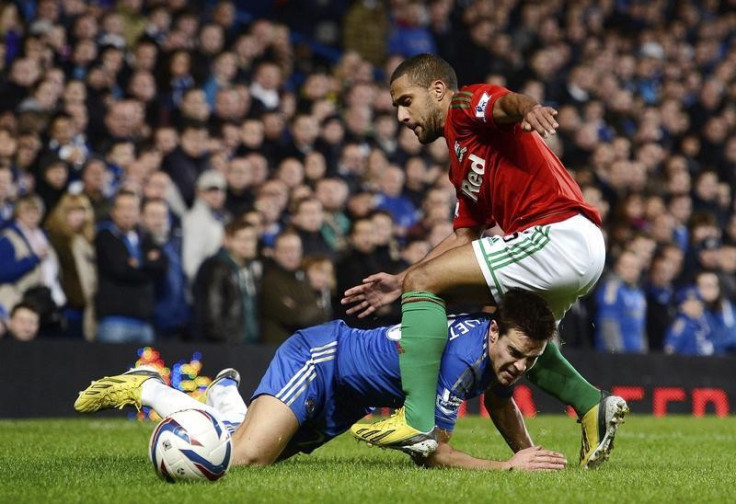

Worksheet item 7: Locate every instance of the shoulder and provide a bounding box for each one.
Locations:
[450,84,513,129]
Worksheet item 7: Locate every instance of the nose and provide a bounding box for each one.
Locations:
[397,107,410,124]
[513,360,526,374]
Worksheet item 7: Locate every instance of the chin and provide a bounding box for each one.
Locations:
[418,130,440,144]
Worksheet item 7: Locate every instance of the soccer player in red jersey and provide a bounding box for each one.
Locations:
[342,53,628,468]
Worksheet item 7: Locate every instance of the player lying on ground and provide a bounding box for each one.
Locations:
[341,53,628,467]
[75,289,567,471]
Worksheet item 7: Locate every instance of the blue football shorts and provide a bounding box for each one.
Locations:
[251,321,374,454]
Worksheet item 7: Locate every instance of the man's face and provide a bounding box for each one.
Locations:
[199,186,225,210]
[181,128,208,157]
[226,227,258,262]
[141,201,169,237]
[274,235,302,271]
[9,308,39,341]
[294,200,323,232]
[112,194,140,232]
[488,322,547,387]
[350,220,374,254]
[390,74,445,144]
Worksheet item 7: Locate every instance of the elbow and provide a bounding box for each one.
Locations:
[412,453,439,469]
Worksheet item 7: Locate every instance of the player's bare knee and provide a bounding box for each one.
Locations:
[403,265,436,293]
[231,443,274,467]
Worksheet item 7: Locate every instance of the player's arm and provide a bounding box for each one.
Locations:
[413,429,566,471]
[492,92,559,138]
[397,224,484,283]
[484,387,534,453]
[342,224,483,317]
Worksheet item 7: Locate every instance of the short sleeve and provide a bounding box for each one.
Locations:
[452,85,513,132]
[435,386,464,432]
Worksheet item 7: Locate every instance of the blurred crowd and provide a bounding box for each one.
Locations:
[0,0,734,356]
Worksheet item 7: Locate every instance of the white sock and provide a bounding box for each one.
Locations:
[206,379,247,433]
[141,379,220,419]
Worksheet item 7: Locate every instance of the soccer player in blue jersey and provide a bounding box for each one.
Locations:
[75,289,567,471]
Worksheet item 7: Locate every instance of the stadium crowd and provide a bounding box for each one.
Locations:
[0,0,734,356]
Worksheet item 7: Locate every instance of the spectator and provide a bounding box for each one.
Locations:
[290,196,335,260]
[664,287,714,356]
[4,301,40,341]
[594,250,648,353]
[0,166,15,229]
[303,255,335,320]
[80,157,112,223]
[336,217,394,327]
[45,192,97,340]
[95,191,165,343]
[35,155,70,218]
[342,1,389,66]
[140,198,189,340]
[260,230,328,344]
[182,170,228,283]
[162,121,211,208]
[315,177,351,254]
[695,271,736,354]
[0,195,64,318]
[645,251,679,351]
[224,157,254,219]
[193,220,261,343]
[375,164,417,235]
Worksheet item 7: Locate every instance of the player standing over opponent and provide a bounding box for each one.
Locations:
[341,53,628,468]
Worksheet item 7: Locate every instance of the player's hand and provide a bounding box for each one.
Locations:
[504,445,567,472]
[341,273,402,318]
[521,105,558,138]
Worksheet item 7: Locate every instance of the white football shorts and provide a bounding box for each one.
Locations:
[471,214,606,321]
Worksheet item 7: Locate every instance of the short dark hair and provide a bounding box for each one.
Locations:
[390,53,458,91]
[11,301,39,318]
[495,289,556,342]
[225,220,255,237]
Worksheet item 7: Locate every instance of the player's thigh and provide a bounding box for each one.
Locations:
[231,395,300,466]
[404,241,488,296]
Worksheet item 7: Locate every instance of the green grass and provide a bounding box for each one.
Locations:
[1,415,734,504]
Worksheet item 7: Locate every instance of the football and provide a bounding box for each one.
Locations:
[148,409,233,482]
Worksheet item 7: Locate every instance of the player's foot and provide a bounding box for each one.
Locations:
[74,366,163,413]
[204,368,241,403]
[350,407,438,457]
[579,392,629,469]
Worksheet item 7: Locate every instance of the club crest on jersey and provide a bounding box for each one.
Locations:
[475,92,490,122]
[460,154,486,203]
[454,141,467,164]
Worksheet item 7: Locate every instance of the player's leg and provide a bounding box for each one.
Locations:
[230,395,300,466]
[232,323,341,464]
[354,242,489,452]
[473,216,628,467]
[74,365,225,420]
[205,368,248,434]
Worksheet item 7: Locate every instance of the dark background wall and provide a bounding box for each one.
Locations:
[1,340,734,418]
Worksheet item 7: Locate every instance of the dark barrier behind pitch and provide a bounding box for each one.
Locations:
[1,340,734,418]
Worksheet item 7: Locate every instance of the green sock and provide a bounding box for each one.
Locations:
[399,291,447,432]
[525,341,601,417]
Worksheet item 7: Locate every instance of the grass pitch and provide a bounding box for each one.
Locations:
[1,415,734,504]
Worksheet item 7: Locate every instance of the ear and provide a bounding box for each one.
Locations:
[430,79,448,102]
[489,320,498,344]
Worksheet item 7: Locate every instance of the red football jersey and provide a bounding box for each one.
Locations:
[445,84,601,234]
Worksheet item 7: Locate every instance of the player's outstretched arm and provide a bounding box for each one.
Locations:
[484,389,534,453]
[413,430,566,471]
[492,92,559,138]
[341,226,482,318]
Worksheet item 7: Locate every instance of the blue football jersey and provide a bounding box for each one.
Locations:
[333,313,512,432]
